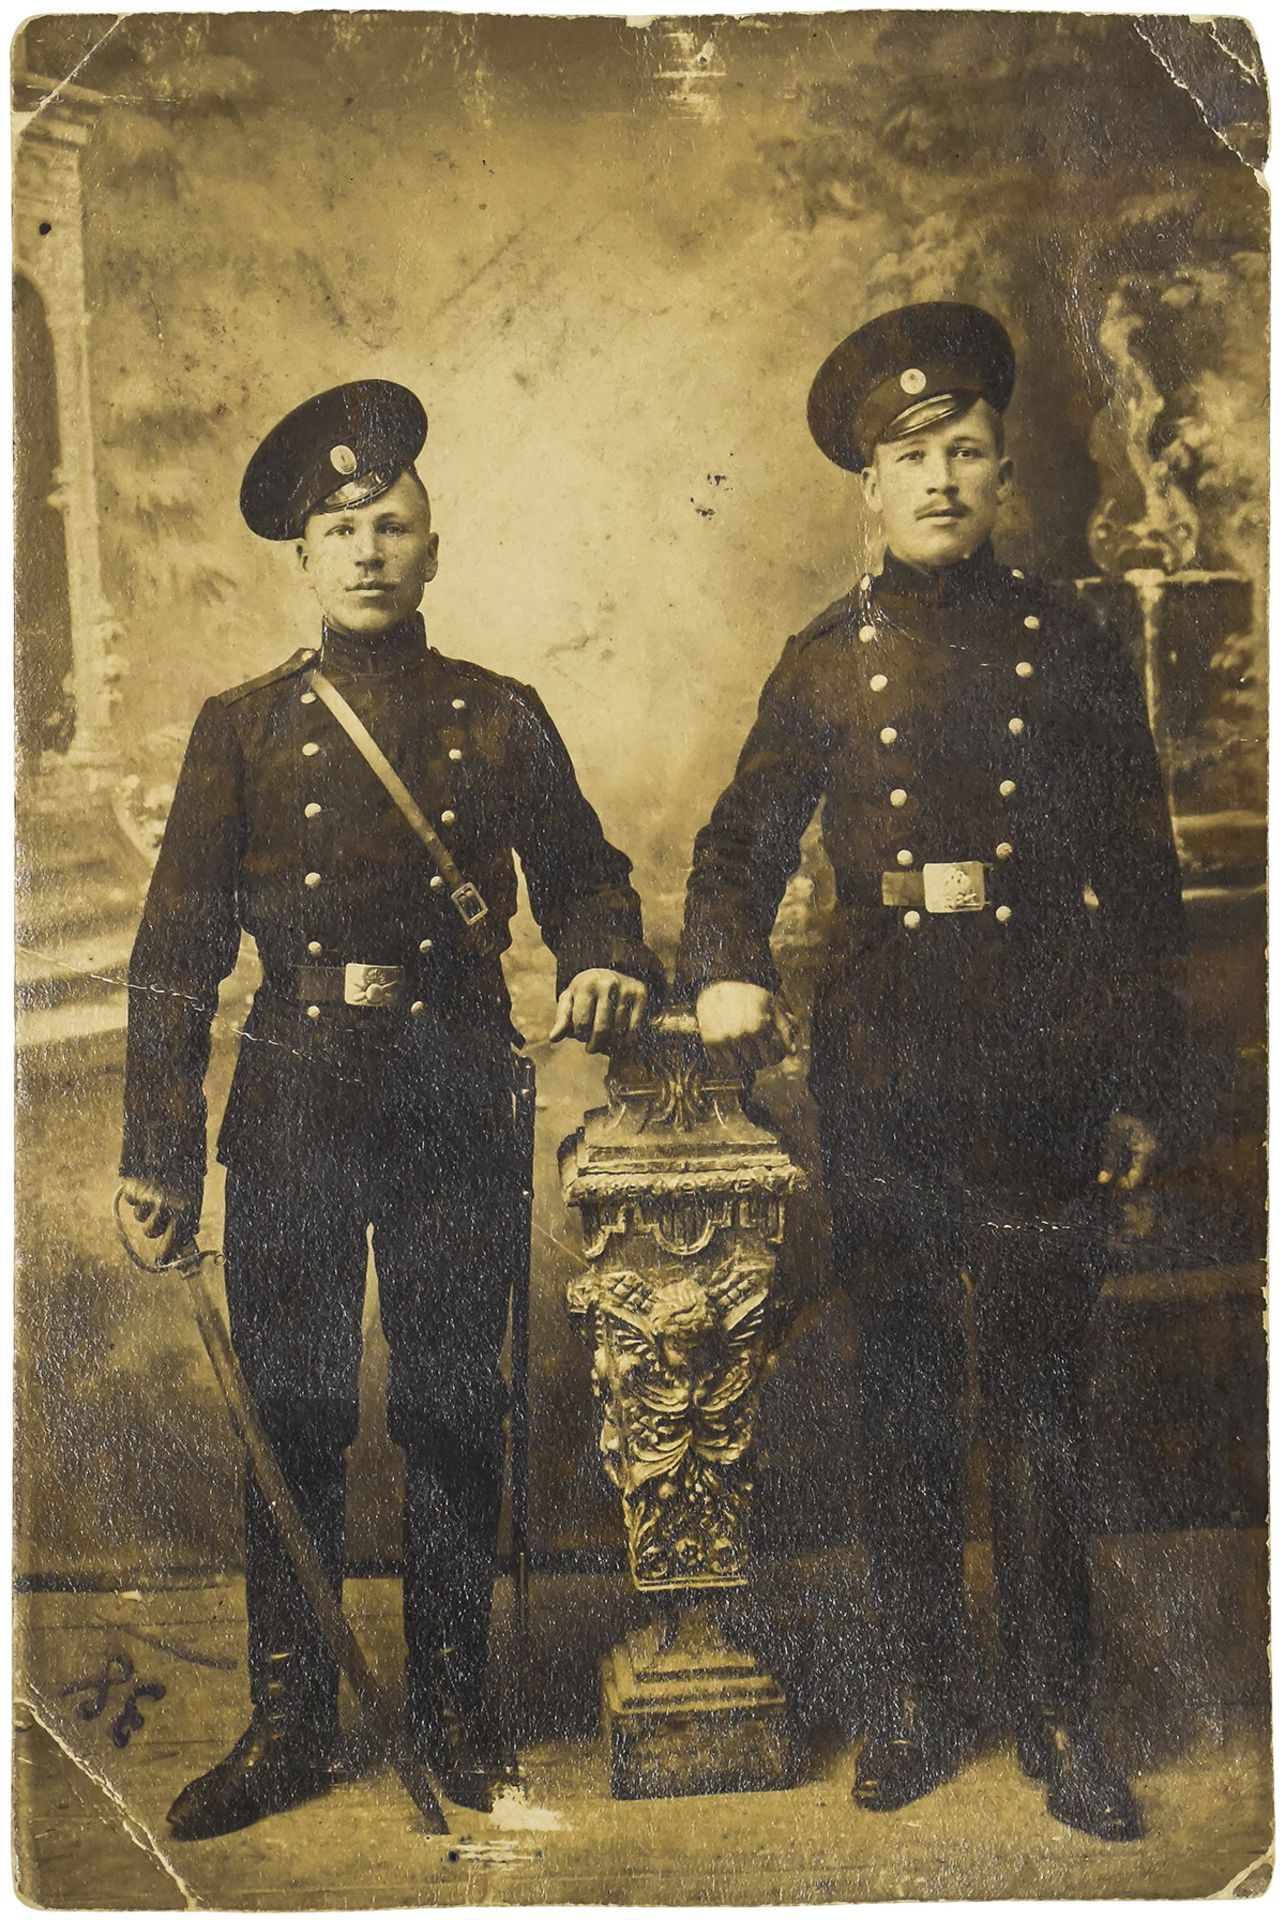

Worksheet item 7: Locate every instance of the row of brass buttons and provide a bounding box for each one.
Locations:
[298,681,466,983]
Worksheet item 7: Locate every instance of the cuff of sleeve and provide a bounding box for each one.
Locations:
[119,1140,205,1215]
[673,935,780,999]
[554,937,667,1001]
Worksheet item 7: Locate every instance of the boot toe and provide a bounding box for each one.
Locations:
[853,1735,957,1812]
[1022,1714,1143,1843]
[1047,1774,1143,1843]
[164,1723,335,1842]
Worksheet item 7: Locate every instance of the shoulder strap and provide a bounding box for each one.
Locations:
[307,668,488,927]
[218,645,317,706]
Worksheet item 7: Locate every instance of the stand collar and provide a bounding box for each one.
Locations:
[875,540,1004,607]
[320,612,428,677]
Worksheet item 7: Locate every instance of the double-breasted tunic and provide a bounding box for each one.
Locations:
[123,615,661,1216]
[679,541,1187,1230]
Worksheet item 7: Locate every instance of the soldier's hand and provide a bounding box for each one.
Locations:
[696,981,798,1076]
[550,969,649,1054]
[1096,1111,1158,1192]
[120,1177,198,1265]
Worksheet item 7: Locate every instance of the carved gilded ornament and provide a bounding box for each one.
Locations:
[562,1010,802,1592]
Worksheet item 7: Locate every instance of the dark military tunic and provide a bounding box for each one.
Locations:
[678,542,1187,1715]
[122,613,660,1725]
[124,613,659,1212]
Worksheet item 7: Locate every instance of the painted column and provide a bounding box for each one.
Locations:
[13,70,122,768]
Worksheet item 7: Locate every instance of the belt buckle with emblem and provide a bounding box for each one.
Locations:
[343,962,404,1008]
[922,861,987,913]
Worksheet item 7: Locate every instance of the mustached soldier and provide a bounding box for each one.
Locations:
[120,381,662,1838]
[678,305,1186,1840]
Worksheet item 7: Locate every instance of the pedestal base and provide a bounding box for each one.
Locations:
[602,1617,792,1799]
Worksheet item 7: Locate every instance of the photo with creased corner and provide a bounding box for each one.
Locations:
[12,10,1269,1907]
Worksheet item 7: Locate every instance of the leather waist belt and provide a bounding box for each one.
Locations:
[881,860,988,912]
[296,963,412,1009]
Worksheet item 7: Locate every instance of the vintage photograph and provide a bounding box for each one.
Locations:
[12,9,1269,1905]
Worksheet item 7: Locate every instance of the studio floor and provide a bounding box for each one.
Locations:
[13,1548,1273,1908]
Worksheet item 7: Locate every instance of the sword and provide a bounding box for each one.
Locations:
[113,1188,450,1835]
[509,1052,537,1747]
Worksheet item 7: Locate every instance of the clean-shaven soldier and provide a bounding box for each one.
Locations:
[677,305,1186,1840]
[121,381,662,1838]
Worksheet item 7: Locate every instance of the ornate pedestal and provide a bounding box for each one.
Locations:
[560,1009,804,1797]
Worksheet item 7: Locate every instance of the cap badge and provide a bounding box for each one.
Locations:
[329,444,358,475]
[899,367,927,395]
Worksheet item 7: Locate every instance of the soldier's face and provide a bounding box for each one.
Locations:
[862,401,1012,570]
[297,470,439,634]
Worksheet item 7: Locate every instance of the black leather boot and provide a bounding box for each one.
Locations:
[166,1653,338,1841]
[853,1684,962,1813]
[403,1438,509,1812]
[409,1699,512,1814]
[168,1449,345,1841]
[1017,1706,1143,1842]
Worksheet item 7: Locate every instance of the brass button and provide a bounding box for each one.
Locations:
[448,747,464,762]
[1024,614,1040,630]
[304,871,322,888]
[301,690,317,705]
[996,905,1013,924]
[904,910,921,930]
[869,673,888,693]
[890,788,908,808]
[306,1004,321,1019]
[304,802,322,818]
[859,624,877,643]
[452,698,466,711]
[859,573,872,591]
[896,849,914,868]
[410,1000,426,1016]
[441,809,456,825]
[430,875,445,891]
[302,742,320,757]
[999,779,1017,797]
[996,842,1013,860]
[1016,661,1035,679]
[879,726,898,745]
[1011,567,1025,580]
[419,938,434,954]
[1008,717,1025,735]
[306,940,322,956]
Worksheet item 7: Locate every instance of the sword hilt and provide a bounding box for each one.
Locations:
[112,1185,212,1277]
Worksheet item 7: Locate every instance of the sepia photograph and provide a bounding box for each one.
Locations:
[11,8,1270,1906]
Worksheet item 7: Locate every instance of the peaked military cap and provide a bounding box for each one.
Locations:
[808,302,1015,472]
[240,380,429,540]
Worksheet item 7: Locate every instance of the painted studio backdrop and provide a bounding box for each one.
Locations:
[15,10,1265,1707]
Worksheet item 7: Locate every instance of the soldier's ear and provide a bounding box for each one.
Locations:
[295,541,311,577]
[996,457,1015,501]
[860,463,882,514]
[423,531,440,585]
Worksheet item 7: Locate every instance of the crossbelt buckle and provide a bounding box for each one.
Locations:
[922,861,987,913]
[451,880,489,926]
[343,963,405,1008]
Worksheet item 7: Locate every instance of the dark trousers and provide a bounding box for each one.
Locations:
[222,1103,523,1729]
[820,1056,1107,1726]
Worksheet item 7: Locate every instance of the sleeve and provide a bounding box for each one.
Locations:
[120,696,246,1210]
[508,685,664,999]
[676,636,829,995]
[1079,617,1189,1120]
